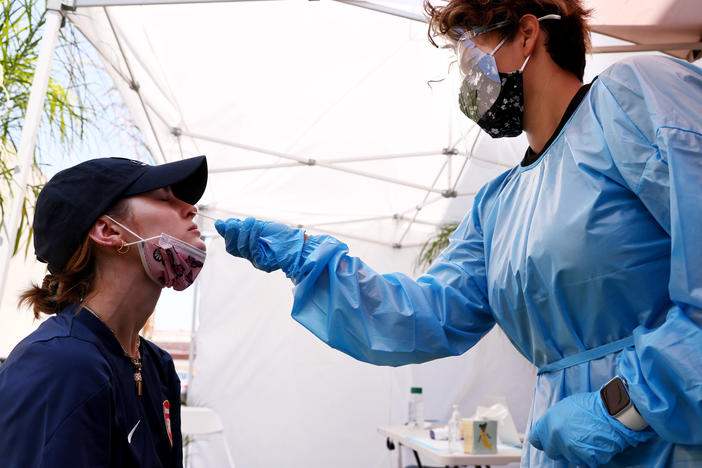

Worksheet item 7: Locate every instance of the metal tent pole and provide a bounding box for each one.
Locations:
[103,7,167,164]
[0,1,69,307]
[332,0,427,23]
[592,41,702,54]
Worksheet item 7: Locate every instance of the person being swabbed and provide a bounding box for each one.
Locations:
[215,0,702,466]
[0,156,208,467]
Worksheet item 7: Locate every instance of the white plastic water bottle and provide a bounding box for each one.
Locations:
[408,387,424,428]
[448,404,461,453]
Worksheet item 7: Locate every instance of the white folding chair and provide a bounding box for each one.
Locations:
[181,406,236,468]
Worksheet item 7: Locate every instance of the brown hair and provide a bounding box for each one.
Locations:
[19,199,131,319]
[425,0,592,80]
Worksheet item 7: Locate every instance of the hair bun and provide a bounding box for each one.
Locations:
[41,274,59,294]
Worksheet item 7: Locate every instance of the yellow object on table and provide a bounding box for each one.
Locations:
[460,418,497,454]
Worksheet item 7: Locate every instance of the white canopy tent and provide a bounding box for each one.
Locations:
[3,0,702,466]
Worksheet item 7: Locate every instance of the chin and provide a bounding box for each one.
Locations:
[190,236,206,251]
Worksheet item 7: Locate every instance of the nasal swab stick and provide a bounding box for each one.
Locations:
[195,212,218,221]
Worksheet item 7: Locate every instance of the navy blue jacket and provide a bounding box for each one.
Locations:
[0,306,182,467]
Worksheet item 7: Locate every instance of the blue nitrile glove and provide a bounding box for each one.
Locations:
[528,390,654,468]
[214,217,305,277]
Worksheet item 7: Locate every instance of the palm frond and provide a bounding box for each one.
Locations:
[414,222,459,274]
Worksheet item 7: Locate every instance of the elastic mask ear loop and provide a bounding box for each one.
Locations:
[489,36,508,56]
[104,215,159,246]
[519,54,531,72]
[514,14,558,73]
[489,36,530,73]
[493,12,559,74]
[123,237,161,247]
[537,14,561,22]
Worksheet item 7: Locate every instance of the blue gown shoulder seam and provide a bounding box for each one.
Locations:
[656,125,702,138]
[595,78,653,147]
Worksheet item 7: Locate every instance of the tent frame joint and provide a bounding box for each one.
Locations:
[47,0,76,12]
[441,189,458,198]
[442,147,458,156]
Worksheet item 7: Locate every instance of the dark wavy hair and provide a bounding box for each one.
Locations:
[425,0,592,80]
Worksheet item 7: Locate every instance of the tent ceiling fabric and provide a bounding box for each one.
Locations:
[66,0,702,249]
[329,0,702,60]
[69,1,523,248]
[587,0,702,60]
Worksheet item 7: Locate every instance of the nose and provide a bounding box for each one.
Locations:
[186,204,197,219]
[176,197,197,219]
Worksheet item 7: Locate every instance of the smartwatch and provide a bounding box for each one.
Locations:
[600,376,648,431]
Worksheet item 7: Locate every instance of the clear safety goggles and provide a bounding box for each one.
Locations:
[453,14,562,83]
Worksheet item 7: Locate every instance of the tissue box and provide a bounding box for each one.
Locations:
[460,419,497,454]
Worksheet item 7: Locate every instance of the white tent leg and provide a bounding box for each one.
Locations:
[0,2,65,307]
[187,274,200,405]
[222,436,236,468]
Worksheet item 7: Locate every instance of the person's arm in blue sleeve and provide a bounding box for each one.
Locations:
[289,209,494,366]
[596,57,702,445]
[530,57,702,464]
[215,191,495,366]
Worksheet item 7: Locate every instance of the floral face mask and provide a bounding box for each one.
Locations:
[454,14,561,137]
[105,216,206,291]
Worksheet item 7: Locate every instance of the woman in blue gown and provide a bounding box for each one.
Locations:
[215,0,702,466]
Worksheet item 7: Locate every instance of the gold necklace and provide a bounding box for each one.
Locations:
[83,305,143,396]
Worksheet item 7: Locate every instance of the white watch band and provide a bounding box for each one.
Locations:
[614,402,649,431]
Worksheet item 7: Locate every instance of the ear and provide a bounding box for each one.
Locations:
[88,216,123,248]
[516,14,541,58]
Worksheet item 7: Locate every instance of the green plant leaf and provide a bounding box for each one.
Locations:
[414,222,459,274]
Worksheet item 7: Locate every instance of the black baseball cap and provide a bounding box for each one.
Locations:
[34,156,208,273]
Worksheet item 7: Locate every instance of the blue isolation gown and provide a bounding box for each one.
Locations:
[286,55,702,467]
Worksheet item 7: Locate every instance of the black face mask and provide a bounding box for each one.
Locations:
[459,69,525,138]
[455,14,561,138]
[475,70,525,138]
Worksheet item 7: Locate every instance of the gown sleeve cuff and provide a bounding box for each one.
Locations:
[287,234,347,284]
